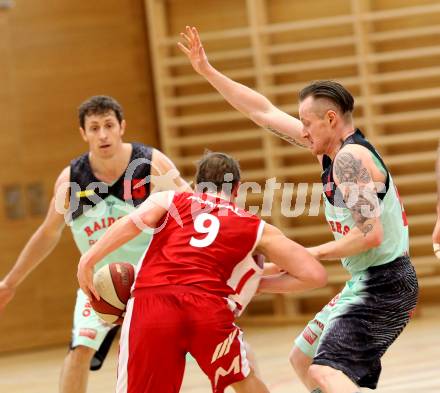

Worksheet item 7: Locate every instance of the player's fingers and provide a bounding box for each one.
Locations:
[180,32,191,44]
[90,284,100,301]
[81,285,92,299]
[192,27,202,52]
[177,42,191,56]
[193,27,202,46]
[186,25,194,41]
[434,243,440,259]
[77,273,84,291]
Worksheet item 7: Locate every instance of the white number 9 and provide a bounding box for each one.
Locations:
[190,213,220,248]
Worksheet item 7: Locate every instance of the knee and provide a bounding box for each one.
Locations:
[68,345,95,364]
[308,364,338,388]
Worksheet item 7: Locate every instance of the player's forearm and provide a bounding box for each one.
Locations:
[202,65,273,123]
[262,262,282,276]
[311,225,383,260]
[82,215,141,269]
[4,227,62,288]
[258,273,324,294]
[257,227,327,288]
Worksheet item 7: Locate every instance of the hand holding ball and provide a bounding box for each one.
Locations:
[90,262,135,324]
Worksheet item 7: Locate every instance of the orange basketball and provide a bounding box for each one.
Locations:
[90,262,135,324]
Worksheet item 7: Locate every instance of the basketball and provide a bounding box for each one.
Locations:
[90,262,135,324]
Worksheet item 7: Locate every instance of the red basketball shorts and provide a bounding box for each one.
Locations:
[116,285,250,393]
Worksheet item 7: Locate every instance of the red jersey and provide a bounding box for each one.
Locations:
[133,192,265,314]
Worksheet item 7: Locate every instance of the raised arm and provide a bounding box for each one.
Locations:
[77,191,172,298]
[255,223,327,293]
[0,167,68,312]
[178,26,309,149]
[433,141,440,259]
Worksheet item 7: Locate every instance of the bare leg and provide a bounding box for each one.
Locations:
[230,370,270,393]
[59,346,95,393]
[289,345,318,390]
[308,365,360,393]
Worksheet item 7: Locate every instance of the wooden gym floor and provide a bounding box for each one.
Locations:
[1,307,439,392]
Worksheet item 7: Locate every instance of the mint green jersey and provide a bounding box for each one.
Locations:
[322,130,409,274]
[68,143,154,271]
[69,195,153,271]
[324,175,408,274]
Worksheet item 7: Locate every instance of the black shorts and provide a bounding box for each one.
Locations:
[312,256,418,389]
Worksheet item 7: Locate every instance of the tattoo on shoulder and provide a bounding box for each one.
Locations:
[264,125,308,149]
[334,152,380,237]
[334,152,371,184]
[361,223,374,236]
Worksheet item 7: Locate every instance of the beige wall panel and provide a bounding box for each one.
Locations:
[165,0,248,35]
[0,0,158,352]
[267,0,351,23]
[148,0,440,319]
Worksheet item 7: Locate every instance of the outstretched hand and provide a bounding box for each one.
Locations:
[0,281,16,313]
[177,26,211,76]
[433,217,440,259]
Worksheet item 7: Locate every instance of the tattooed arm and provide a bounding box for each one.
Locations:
[178,26,310,149]
[264,125,310,149]
[308,145,384,260]
[433,141,440,258]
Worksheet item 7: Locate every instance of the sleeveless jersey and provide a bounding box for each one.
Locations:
[133,192,265,316]
[322,129,409,274]
[68,143,154,271]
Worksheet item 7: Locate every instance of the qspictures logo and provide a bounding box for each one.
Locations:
[55,157,387,235]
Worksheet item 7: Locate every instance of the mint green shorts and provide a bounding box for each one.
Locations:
[294,276,363,358]
[294,257,418,389]
[71,289,114,350]
[294,291,342,358]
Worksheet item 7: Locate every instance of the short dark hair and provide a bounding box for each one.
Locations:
[299,80,354,114]
[195,152,241,194]
[78,95,124,129]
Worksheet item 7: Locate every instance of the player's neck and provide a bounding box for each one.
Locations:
[327,126,355,160]
[206,191,235,203]
[89,142,132,184]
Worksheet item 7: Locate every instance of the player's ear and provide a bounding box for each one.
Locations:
[79,127,88,143]
[326,110,336,126]
[120,120,126,136]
